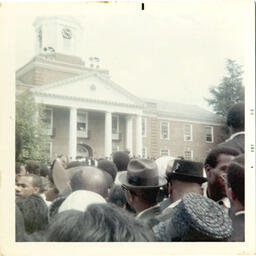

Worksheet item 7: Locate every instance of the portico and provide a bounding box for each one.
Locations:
[32,72,144,160]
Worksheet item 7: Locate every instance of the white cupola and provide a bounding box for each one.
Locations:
[33,16,84,57]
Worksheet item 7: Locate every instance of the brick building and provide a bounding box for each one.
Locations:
[16,16,224,162]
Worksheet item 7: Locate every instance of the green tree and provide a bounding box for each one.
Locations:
[205,59,245,117]
[16,90,49,164]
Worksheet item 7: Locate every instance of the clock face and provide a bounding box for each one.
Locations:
[62,28,72,39]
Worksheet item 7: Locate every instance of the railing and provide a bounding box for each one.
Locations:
[77,130,90,139]
[112,133,121,141]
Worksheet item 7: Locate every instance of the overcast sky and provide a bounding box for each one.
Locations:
[14,1,251,111]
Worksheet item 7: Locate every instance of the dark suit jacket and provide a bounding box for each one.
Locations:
[219,134,244,153]
[228,213,245,242]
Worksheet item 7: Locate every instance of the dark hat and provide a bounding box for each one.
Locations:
[118,159,167,188]
[97,159,118,181]
[165,193,232,241]
[113,151,130,172]
[167,159,206,184]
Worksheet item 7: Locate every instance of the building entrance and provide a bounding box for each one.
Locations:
[76,144,93,159]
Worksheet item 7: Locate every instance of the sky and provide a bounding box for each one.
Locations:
[14,0,251,111]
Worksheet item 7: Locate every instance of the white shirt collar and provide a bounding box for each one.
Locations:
[235,210,245,216]
[136,203,159,218]
[226,131,245,142]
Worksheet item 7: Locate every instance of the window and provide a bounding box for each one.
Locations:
[42,108,53,136]
[77,111,88,138]
[160,149,170,156]
[184,124,192,141]
[112,115,120,140]
[77,144,89,159]
[205,126,214,143]
[112,115,119,134]
[160,121,169,139]
[184,150,193,160]
[142,118,147,137]
[142,147,147,158]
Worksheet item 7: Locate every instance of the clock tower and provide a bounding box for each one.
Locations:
[33,16,84,57]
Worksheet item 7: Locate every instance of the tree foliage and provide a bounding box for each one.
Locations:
[16,90,49,164]
[205,59,245,117]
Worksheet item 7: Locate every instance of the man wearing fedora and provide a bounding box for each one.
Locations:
[159,159,207,218]
[119,158,167,220]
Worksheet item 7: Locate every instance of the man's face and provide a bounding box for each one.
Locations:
[16,176,39,197]
[207,154,235,198]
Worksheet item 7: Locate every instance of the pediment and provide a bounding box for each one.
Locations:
[33,72,142,106]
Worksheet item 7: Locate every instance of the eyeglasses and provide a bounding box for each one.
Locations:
[121,185,137,196]
[121,184,129,192]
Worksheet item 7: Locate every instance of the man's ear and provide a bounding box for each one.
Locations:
[168,181,173,197]
[226,186,236,202]
[34,186,40,194]
[200,186,204,196]
[204,164,211,177]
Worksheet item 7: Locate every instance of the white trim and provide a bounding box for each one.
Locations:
[184,124,193,141]
[142,117,147,137]
[205,126,214,143]
[142,111,223,126]
[160,121,170,140]
[32,71,143,106]
[34,92,143,115]
[184,150,193,160]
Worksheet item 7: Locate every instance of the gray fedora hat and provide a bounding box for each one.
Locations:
[118,159,167,188]
[167,159,207,184]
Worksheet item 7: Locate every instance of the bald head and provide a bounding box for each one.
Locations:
[70,167,109,198]
[169,179,203,203]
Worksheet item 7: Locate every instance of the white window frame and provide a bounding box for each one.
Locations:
[184,150,193,160]
[142,147,148,158]
[184,124,192,141]
[77,111,88,138]
[160,121,170,140]
[205,126,214,143]
[112,114,119,134]
[160,149,170,157]
[142,118,147,137]
[43,108,53,136]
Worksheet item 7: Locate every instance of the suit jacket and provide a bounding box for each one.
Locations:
[228,213,245,242]
[219,133,244,154]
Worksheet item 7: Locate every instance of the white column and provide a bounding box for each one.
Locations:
[136,115,142,157]
[69,107,77,161]
[105,111,112,158]
[126,116,133,156]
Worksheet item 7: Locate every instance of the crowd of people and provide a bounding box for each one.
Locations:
[15,102,245,242]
